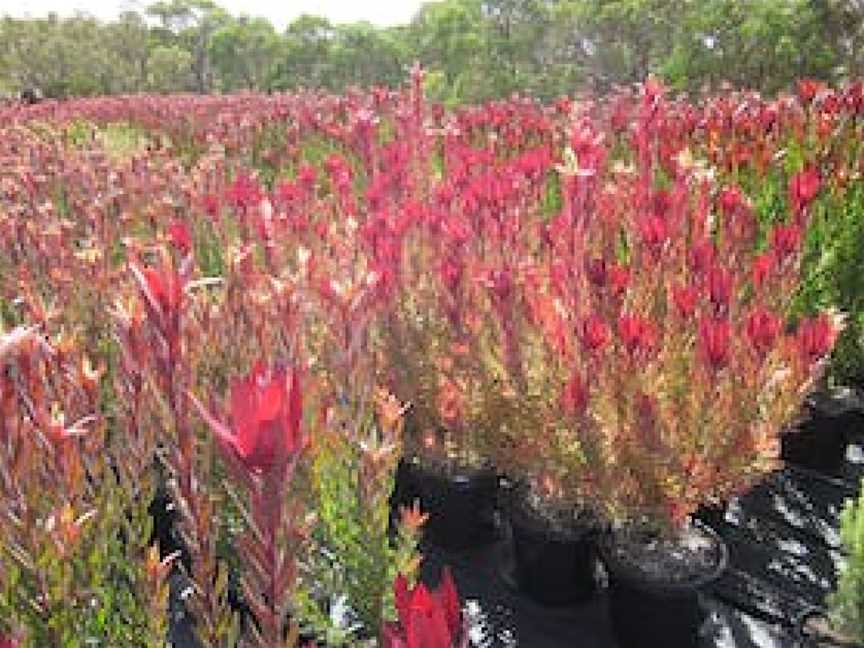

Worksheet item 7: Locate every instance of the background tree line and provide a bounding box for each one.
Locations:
[2,0,863,102]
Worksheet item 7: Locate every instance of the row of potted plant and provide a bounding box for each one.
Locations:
[1,72,862,647]
[0,304,464,648]
[382,79,843,647]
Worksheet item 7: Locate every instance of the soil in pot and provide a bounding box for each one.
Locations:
[600,520,728,648]
[408,458,499,551]
[500,486,598,606]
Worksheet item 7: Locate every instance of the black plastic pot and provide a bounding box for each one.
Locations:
[390,458,420,512]
[781,419,848,475]
[407,460,499,551]
[781,389,863,475]
[499,490,597,606]
[600,521,728,648]
[694,501,727,531]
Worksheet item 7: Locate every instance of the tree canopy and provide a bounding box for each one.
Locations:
[1,0,861,100]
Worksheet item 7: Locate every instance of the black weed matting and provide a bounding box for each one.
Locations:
[166,391,864,647]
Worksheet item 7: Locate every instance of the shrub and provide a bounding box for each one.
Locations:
[829,478,864,642]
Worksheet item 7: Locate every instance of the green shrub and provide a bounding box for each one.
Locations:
[296,392,422,646]
[829,478,864,642]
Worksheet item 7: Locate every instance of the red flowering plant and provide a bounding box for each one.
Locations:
[381,567,468,648]
[0,325,173,647]
[128,242,241,647]
[384,112,556,473]
[661,81,864,387]
[297,389,426,647]
[361,77,484,471]
[189,360,312,647]
[161,85,425,646]
[524,81,842,539]
[450,108,612,531]
[285,83,430,645]
[0,634,20,648]
[384,272,491,471]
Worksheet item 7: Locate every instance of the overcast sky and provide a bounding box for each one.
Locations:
[0,0,428,29]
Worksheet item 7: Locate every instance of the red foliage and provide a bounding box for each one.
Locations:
[192,362,304,474]
[382,568,465,648]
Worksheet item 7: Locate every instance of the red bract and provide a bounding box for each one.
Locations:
[608,264,631,296]
[789,166,821,217]
[617,313,657,356]
[191,362,304,474]
[561,372,588,416]
[226,172,263,212]
[130,260,190,363]
[202,193,221,220]
[718,185,745,214]
[689,239,716,276]
[771,223,802,260]
[672,285,699,318]
[638,214,668,251]
[586,257,607,288]
[798,79,824,103]
[651,190,672,217]
[796,314,836,365]
[752,252,776,288]
[484,268,514,304]
[139,266,183,316]
[707,266,734,309]
[168,219,192,255]
[296,164,317,191]
[745,307,782,356]
[439,258,463,294]
[569,119,606,176]
[581,314,611,353]
[382,569,464,648]
[698,317,731,371]
[672,283,699,318]
[0,636,19,648]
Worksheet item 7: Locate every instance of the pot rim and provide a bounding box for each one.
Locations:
[407,455,500,484]
[507,483,597,542]
[599,519,728,594]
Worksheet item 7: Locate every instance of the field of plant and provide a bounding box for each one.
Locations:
[1,73,864,648]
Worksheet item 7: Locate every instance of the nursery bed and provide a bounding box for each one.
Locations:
[167,403,864,648]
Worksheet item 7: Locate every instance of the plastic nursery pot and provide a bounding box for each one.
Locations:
[694,501,727,531]
[500,487,598,606]
[599,520,728,648]
[794,606,860,648]
[781,389,862,475]
[408,459,499,551]
[390,458,420,513]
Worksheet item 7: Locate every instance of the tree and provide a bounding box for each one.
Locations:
[210,16,281,90]
[659,0,840,93]
[328,22,408,88]
[271,14,336,90]
[0,13,114,98]
[105,11,152,92]
[146,44,193,92]
[411,0,485,88]
[147,0,224,92]
[2,0,862,100]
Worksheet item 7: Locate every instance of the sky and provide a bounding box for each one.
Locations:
[0,0,428,29]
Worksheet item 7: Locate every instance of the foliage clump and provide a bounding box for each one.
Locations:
[829,478,864,643]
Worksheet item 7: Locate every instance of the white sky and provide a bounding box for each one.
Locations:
[0,0,427,29]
